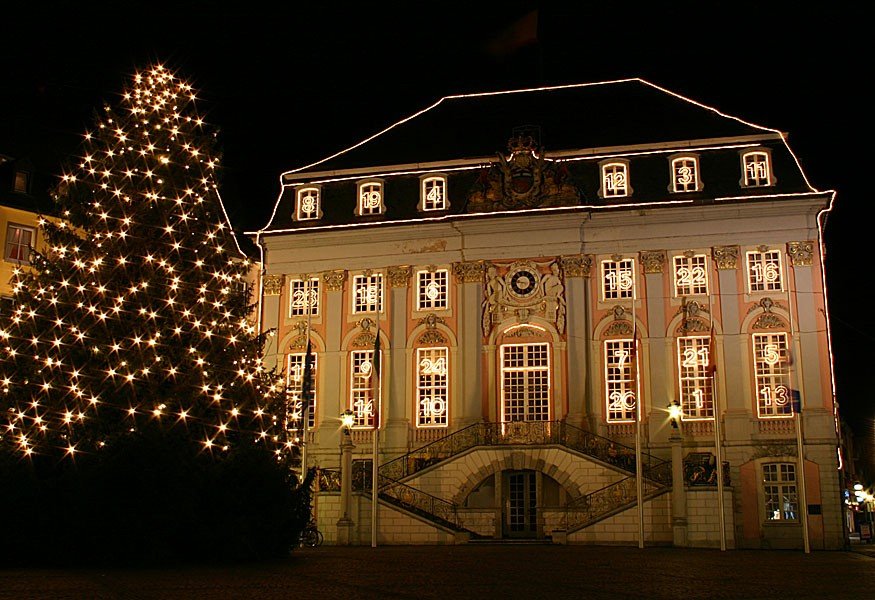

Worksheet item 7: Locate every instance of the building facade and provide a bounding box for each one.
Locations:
[252,80,841,548]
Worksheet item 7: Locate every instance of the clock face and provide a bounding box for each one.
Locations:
[509,268,539,298]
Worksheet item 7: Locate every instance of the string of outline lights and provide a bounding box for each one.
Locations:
[0,65,293,460]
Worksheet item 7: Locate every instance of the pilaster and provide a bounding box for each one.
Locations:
[562,255,591,427]
[386,266,411,450]
[453,261,484,426]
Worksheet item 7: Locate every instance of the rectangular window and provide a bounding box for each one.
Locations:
[417,347,448,427]
[746,250,783,293]
[673,254,708,296]
[296,187,321,220]
[677,336,713,420]
[352,273,383,313]
[602,163,629,198]
[753,332,792,418]
[14,171,29,193]
[287,353,317,429]
[605,339,637,422]
[743,151,771,187]
[289,277,320,317]
[601,258,635,300]
[671,157,699,192]
[350,349,380,428]
[358,181,383,215]
[763,463,798,521]
[5,224,34,264]
[500,343,550,423]
[421,176,447,211]
[416,269,448,311]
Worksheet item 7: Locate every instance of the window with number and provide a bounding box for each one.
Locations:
[296,187,321,221]
[352,273,383,313]
[357,181,384,215]
[287,353,317,429]
[417,347,448,427]
[500,343,550,423]
[4,224,34,264]
[753,332,792,418]
[763,463,798,521]
[289,277,320,317]
[671,156,700,192]
[746,250,783,293]
[421,176,447,211]
[673,254,708,296]
[677,336,713,420]
[605,339,638,422]
[350,350,380,428]
[416,269,448,311]
[742,151,772,187]
[601,258,635,300]
[601,162,629,198]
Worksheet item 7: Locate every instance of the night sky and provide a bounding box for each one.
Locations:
[2,4,869,456]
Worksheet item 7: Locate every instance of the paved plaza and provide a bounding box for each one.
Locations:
[2,544,874,599]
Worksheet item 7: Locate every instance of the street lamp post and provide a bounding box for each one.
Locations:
[668,400,688,547]
[337,409,356,545]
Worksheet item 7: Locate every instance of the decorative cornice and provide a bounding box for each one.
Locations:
[751,443,796,459]
[504,326,541,338]
[387,265,412,287]
[322,270,347,291]
[712,245,739,270]
[560,255,592,278]
[263,274,284,296]
[452,261,484,283]
[639,250,666,274]
[787,241,814,267]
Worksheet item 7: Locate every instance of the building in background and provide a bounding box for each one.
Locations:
[251,79,840,549]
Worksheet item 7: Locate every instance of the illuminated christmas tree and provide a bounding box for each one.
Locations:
[0,65,288,460]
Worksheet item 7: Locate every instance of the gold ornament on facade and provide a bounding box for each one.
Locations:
[351,332,377,348]
[417,313,448,345]
[387,265,412,287]
[560,254,592,277]
[676,317,709,335]
[787,241,814,267]
[605,320,634,336]
[711,245,739,270]
[753,313,786,329]
[263,274,284,296]
[452,261,484,283]
[322,270,347,291]
[639,250,666,274]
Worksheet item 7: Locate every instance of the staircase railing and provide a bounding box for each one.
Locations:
[379,420,671,485]
[376,475,469,532]
[561,474,669,532]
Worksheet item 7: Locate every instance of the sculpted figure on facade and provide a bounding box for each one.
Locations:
[541,262,566,334]
[482,264,506,336]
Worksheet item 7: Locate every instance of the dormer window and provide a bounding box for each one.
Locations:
[420,175,448,211]
[295,186,322,221]
[14,171,30,194]
[357,180,384,216]
[599,160,630,199]
[741,150,775,187]
[670,155,701,193]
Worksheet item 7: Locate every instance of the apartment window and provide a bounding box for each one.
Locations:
[673,254,708,296]
[416,269,448,311]
[670,156,700,192]
[14,171,30,193]
[416,347,448,427]
[5,224,34,264]
[742,150,774,187]
[295,187,322,221]
[601,258,635,300]
[289,277,320,317]
[421,176,448,211]
[500,343,550,423]
[357,180,384,215]
[746,250,783,293]
[600,161,630,198]
[763,463,798,521]
[605,339,638,422]
[287,353,317,429]
[352,273,383,313]
[677,336,713,420]
[753,332,792,418]
[350,349,380,428]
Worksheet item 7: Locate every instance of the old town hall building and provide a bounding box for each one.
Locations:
[251,79,840,549]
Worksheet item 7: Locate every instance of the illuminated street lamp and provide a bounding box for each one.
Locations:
[337,409,356,545]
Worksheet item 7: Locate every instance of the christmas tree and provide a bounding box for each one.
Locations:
[0,65,288,460]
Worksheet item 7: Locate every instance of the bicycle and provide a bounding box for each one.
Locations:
[299,520,324,547]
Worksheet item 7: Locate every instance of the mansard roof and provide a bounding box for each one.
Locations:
[282,79,776,180]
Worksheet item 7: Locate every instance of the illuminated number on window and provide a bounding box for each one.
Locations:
[301,195,317,216]
[682,347,708,368]
[354,398,374,418]
[419,396,446,418]
[359,359,372,378]
[677,266,706,288]
[750,262,779,284]
[606,269,633,292]
[425,281,440,301]
[613,348,629,368]
[292,288,318,310]
[419,356,447,377]
[605,171,626,192]
[289,362,303,383]
[361,190,381,209]
[357,284,379,306]
[690,388,704,409]
[427,185,441,203]
[608,390,636,410]
[676,165,693,185]
[762,343,780,365]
